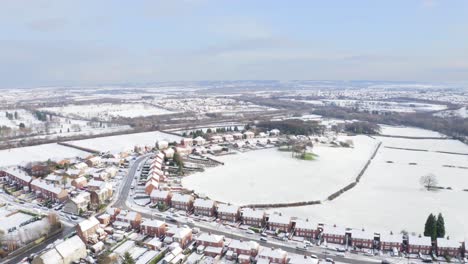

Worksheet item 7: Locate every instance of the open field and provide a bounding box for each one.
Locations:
[275,136,468,241]
[66,131,182,153]
[41,103,176,120]
[0,143,90,167]
[182,135,378,205]
[379,125,446,138]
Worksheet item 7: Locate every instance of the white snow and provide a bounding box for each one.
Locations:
[66,131,182,153]
[379,125,446,138]
[182,136,378,205]
[0,143,90,167]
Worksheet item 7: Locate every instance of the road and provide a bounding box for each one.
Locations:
[118,154,380,264]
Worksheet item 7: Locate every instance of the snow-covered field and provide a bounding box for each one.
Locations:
[66,131,182,153]
[41,103,175,120]
[275,136,468,241]
[434,106,468,119]
[379,125,446,138]
[182,135,378,205]
[0,143,90,167]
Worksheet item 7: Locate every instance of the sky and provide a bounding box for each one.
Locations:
[0,0,467,87]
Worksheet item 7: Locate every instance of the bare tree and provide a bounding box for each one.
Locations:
[420,173,438,190]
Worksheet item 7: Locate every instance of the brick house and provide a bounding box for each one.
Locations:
[144,180,159,195]
[193,199,216,217]
[89,186,113,207]
[181,138,194,146]
[294,219,317,239]
[97,214,111,226]
[407,235,432,255]
[30,179,69,202]
[321,225,346,245]
[76,216,100,243]
[232,133,243,140]
[196,233,224,247]
[257,248,287,264]
[227,240,260,257]
[223,134,234,142]
[242,208,265,227]
[106,207,121,222]
[193,136,206,146]
[351,229,375,249]
[150,190,172,206]
[436,238,461,257]
[116,211,142,229]
[30,164,49,177]
[63,192,90,214]
[166,227,192,248]
[2,168,32,191]
[217,204,240,222]
[140,219,166,237]
[379,233,402,252]
[243,131,255,139]
[171,193,194,211]
[71,177,88,189]
[268,214,292,233]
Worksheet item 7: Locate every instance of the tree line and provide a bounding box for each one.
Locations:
[424,213,446,240]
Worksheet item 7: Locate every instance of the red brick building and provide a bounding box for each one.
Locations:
[257,248,287,264]
[217,204,240,222]
[140,219,166,237]
[379,233,402,252]
[150,190,172,206]
[436,238,461,257]
[30,179,68,202]
[196,233,224,247]
[227,240,260,257]
[408,235,432,255]
[294,219,317,239]
[193,199,216,217]
[268,214,292,233]
[321,225,346,245]
[241,208,265,227]
[171,193,194,211]
[351,229,375,249]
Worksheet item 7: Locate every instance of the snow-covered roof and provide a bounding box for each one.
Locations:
[194,198,215,208]
[205,246,223,254]
[78,216,100,232]
[380,233,402,244]
[117,211,140,221]
[145,180,159,188]
[197,233,224,244]
[142,219,165,228]
[289,255,318,264]
[3,167,32,182]
[409,235,432,246]
[294,219,317,230]
[322,225,346,236]
[228,240,259,251]
[217,204,240,214]
[242,208,265,219]
[44,174,63,182]
[258,247,287,259]
[171,193,193,203]
[351,229,374,240]
[31,179,65,195]
[268,214,291,225]
[54,235,86,260]
[168,226,191,239]
[150,189,171,199]
[87,179,106,189]
[437,238,461,248]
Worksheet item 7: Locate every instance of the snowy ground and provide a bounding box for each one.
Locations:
[379,125,446,138]
[0,143,90,167]
[41,103,176,120]
[66,131,182,153]
[182,135,378,205]
[275,136,468,241]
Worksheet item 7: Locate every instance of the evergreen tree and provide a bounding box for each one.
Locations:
[424,213,437,240]
[436,213,445,238]
[122,252,135,264]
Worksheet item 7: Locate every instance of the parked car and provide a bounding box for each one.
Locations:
[246,229,255,235]
[325,258,335,263]
[260,237,268,242]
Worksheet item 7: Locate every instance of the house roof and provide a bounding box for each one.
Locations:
[437,238,461,248]
[258,247,287,259]
[228,240,259,251]
[150,189,171,199]
[171,193,193,203]
[4,167,32,182]
[142,219,165,228]
[55,235,86,260]
[78,216,100,232]
[31,179,65,195]
[294,219,317,230]
[197,233,224,244]
[217,204,240,214]
[268,214,291,225]
[322,225,346,236]
[242,208,265,219]
[379,233,402,244]
[194,199,215,208]
[168,226,191,239]
[408,235,432,246]
[351,229,374,240]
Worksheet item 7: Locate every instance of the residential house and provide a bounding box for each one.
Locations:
[89,185,113,207]
[32,235,87,264]
[175,145,192,156]
[163,148,175,158]
[436,238,461,257]
[257,248,288,264]
[351,229,375,249]
[228,240,260,257]
[171,193,194,211]
[157,140,169,150]
[223,134,234,142]
[243,131,255,139]
[30,179,68,202]
[232,133,243,140]
[44,174,63,185]
[193,136,206,145]
[209,135,223,143]
[141,219,166,237]
[321,225,346,245]
[97,214,111,226]
[294,219,317,239]
[217,204,240,222]
[196,233,224,247]
[63,192,90,214]
[116,211,142,229]
[166,226,192,248]
[204,246,223,257]
[2,168,32,191]
[268,214,292,233]
[145,180,159,195]
[181,138,194,146]
[76,216,100,243]
[85,156,102,167]
[379,233,402,252]
[242,208,265,227]
[407,235,432,255]
[71,177,88,189]
[150,190,172,206]
[193,199,216,217]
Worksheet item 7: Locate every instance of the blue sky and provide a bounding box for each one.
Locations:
[0,0,467,87]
